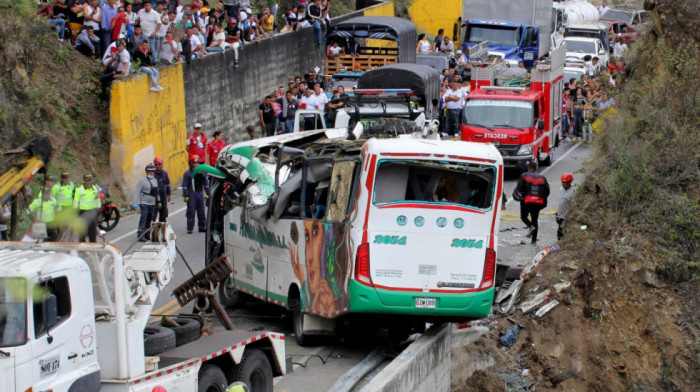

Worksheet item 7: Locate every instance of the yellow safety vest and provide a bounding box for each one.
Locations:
[73,185,100,210]
[29,197,57,223]
[52,182,76,207]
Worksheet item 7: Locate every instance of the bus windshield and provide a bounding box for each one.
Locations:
[0,277,27,347]
[373,160,496,210]
[467,25,520,46]
[464,99,533,129]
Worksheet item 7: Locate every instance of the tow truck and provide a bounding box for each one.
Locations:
[461,44,566,171]
[0,144,286,391]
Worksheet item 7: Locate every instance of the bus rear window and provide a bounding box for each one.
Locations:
[373,160,496,210]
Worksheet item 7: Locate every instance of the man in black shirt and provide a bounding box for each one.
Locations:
[327,86,348,125]
[66,0,87,44]
[278,90,299,134]
[225,17,243,67]
[259,95,277,136]
[133,40,164,91]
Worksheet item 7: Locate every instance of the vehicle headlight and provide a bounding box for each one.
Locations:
[517,144,533,155]
[505,58,520,67]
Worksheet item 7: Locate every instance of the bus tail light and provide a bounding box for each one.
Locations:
[355,243,373,286]
[479,248,496,290]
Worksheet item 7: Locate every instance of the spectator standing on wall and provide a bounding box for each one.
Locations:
[259,96,277,137]
[153,156,171,222]
[260,6,274,37]
[155,1,169,58]
[182,26,204,61]
[187,123,208,161]
[206,131,226,166]
[160,31,181,64]
[127,24,146,55]
[66,0,87,44]
[101,0,119,54]
[307,0,323,48]
[433,28,444,53]
[83,0,101,54]
[133,40,164,92]
[137,1,162,62]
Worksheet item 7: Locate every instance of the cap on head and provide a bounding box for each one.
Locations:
[154,156,164,164]
[145,163,156,172]
[561,173,573,183]
[456,50,462,54]
[45,175,56,183]
[61,172,70,179]
[84,173,93,181]
[194,123,202,129]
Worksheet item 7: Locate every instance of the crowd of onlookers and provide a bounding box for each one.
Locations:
[36,0,334,95]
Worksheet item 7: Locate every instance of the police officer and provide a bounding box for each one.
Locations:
[556,173,574,240]
[52,172,77,235]
[182,155,209,234]
[513,161,550,244]
[153,156,171,222]
[133,163,160,241]
[73,173,101,242]
[28,187,58,241]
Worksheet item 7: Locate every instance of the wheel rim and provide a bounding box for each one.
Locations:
[222,281,239,302]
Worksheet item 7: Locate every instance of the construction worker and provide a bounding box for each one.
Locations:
[28,187,58,241]
[133,163,160,241]
[182,155,209,234]
[513,161,550,245]
[52,172,77,235]
[556,173,574,240]
[73,173,101,242]
[153,156,171,222]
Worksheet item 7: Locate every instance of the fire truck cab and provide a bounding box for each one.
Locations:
[461,44,566,171]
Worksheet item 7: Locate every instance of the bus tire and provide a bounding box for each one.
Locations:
[291,300,314,346]
[144,324,176,356]
[198,364,227,392]
[233,349,273,392]
[219,279,246,308]
[163,317,201,347]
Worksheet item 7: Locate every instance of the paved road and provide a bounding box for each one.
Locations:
[104,139,590,391]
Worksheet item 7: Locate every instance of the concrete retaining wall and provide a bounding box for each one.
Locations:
[360,323,452,392]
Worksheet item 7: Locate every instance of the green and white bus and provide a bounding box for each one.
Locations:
[200,129,503,344]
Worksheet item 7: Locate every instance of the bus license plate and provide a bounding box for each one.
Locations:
[415,298,436,309]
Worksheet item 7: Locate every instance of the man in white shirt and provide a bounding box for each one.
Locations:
[137,1,162,62]
[598,1,609,17]
[312,83,328,111]
[184,26,204,60]
[299,88,318,131]
[442,80,466,137]
[439,36,455,53]
[612,37,628,58]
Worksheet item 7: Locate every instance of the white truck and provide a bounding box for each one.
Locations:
[0,225,285,392]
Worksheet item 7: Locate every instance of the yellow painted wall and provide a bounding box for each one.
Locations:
[110,66,188,197]
[363,1,397,49]
[408,0,461,39]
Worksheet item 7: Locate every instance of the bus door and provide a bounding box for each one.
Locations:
[365,158,499,309]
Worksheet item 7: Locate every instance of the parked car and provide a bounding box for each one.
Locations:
[600,19,639,45]
[564,36,609,67]
[601,8,650,30]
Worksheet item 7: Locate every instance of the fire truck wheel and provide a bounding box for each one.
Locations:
[144,324,176,356]
[233,349,273,392]
[163,317,201,347]
[198,364,227,392]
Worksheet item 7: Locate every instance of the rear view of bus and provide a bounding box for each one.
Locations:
[349,139,503,320]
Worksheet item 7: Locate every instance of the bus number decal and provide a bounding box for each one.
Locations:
[373,235,407,245]
[450,239,483,248]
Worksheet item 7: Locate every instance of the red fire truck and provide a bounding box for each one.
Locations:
[461,45,566,171]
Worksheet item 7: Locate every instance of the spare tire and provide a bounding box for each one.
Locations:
[144,324,176,356]
[162,317,201,347]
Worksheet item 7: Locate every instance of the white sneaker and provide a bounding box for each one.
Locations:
[150,86,160,92]
[156,85,164,91]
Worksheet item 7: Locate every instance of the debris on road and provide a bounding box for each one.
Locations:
[500,323,519,347]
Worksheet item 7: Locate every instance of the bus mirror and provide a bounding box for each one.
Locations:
[537,119,545,131]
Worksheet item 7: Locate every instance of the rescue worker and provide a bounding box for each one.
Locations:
[28,187,58,241]
[556,173,574,240]
[186,123,207,162]
[153,156,171,222]
[133,163,160,241]
[513,161,550,244]
[52,172,77,235]
[73,173,101,242]
[182,155,209,234]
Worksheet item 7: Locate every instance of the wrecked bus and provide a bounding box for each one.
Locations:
[200,129,503,344]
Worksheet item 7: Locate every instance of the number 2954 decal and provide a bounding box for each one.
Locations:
[451,239,484,248]
[374,235,407,245]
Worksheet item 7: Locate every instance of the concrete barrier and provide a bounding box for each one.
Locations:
[360,323,452,392]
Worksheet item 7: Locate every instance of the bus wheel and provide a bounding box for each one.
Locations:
[219,279,246,308]
[198,364,227,392]
[291,299,314,346]
[233,349,273,392]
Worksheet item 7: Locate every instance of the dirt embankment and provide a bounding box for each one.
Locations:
[456,1,699,391]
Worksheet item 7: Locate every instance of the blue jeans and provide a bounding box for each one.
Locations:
[140,66,160,87]
[205,46,224,53]
[284,119,295,133]
[445,108,461,136]
[573,108,582,137]
[147,36,159,64]
[49,19,65,38]
[313,20,322,45]
[137,203,156,239]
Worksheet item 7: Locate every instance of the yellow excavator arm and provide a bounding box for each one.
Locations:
[0,137,52,206]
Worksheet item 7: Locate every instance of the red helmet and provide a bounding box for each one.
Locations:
[154,156,164,164]
[561,173,573,183]
[190,155,202,164]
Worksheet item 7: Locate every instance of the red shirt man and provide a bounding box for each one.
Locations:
[186,123,207,161]
[206,131,226,166]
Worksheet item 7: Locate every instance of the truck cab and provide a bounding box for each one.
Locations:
[463,20,541,67]
[461,45,566,171]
